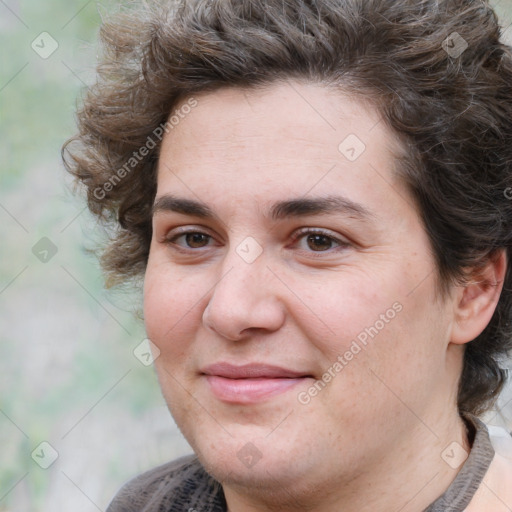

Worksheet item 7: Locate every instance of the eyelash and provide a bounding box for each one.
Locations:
[289,227,349,253]
[164,227,350,255]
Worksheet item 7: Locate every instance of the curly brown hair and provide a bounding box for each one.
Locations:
[62,0,512,416]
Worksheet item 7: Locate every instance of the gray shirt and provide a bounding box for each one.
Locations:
[106,416,495,512]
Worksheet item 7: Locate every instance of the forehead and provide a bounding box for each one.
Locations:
[162,81,389,156]
[155,81,410,221]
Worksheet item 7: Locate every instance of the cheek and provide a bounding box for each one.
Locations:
[143,258,205,356]
[293,263,445,393]
[288,269,403,359]
[358,286,449,405]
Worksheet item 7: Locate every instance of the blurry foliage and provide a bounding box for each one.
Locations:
[1,1,162,509]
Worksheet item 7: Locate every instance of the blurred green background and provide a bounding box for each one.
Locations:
[1,1,512,510]
[0,2,192,510]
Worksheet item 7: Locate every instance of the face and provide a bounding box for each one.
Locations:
[144,81,459,501]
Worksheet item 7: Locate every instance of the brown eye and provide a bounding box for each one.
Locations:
[306,234,334,251]
[164,230,214,250]
[292,228,350,255]
[184,233,210,248]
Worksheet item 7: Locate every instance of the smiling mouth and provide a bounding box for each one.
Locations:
[200,362,314,404]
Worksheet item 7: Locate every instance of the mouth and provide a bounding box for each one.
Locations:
[200,362,314,404]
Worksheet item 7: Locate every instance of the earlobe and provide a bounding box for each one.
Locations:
[450,250,507,345]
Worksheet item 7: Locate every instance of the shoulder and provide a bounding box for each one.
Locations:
[487,424,512,459]
[106,454,226,512]
[466,424,512,512]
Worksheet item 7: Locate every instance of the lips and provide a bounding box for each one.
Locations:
[200,362,313,404]
[201,362,311,379]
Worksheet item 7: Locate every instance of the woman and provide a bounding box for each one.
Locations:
[63,0,512,510]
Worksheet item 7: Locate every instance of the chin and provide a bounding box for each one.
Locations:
[198,449,306,493]
[184,424,314,486]
[196,443,344,512]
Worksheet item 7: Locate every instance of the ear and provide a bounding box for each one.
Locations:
[450,249,507,345]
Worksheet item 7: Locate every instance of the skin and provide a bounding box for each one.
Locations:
[143,80,505,512]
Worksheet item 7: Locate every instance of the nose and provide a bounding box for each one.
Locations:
[202,251,286,341]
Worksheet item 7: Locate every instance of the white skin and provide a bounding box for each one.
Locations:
[144,80,506,512]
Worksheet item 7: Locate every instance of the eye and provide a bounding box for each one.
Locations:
[165,229,215,250]
[292,228,349,253]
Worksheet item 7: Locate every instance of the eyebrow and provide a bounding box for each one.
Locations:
[152,194,375,223]
[269,196,374,222]
[152,195,220,220]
